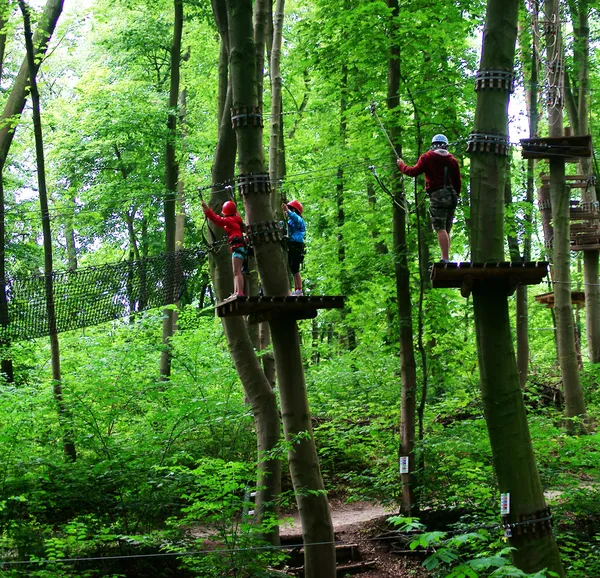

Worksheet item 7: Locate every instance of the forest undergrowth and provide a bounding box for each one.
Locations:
[0,301,598,578]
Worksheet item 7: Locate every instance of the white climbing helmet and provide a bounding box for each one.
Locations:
[431,134,449,146]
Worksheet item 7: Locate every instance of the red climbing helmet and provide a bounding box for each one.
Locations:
[287,200,303,215]
[222,201,237,216]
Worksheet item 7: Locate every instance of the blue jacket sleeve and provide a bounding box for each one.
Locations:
[287,211,305,231]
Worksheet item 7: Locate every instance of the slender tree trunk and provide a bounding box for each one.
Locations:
[517,16,540,387]
[1,0,63,382]
[269,0,284,212]
[570,1,600,362]
[64,197,78,272]
[388,0,417,515]
[160,0,183,379]
[0,2,11,382]
[209,0,282,546]
[470,0,563,572]
[173,87,187,331]
[545,0,586,424]
[0,0,64,167]
[20,0,75,461]
[225,1,335,574]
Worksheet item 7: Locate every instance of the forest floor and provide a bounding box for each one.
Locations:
[280,500,430,577]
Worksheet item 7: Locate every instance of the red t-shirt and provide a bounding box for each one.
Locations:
[203,207,245,249]
[398,149,462,195]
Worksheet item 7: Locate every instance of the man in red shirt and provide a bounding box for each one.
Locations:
[397,134,461,263]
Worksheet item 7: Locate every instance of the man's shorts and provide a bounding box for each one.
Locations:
[288,241,305,274]
[232,246,247,260]
[429,187,458,232]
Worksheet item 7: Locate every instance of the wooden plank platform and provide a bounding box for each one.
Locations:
[570,232,600,251]
[215,294,345,323]
[541,174,594,189]
[569,200,600,221]
[520,135,592,160]
[534,291,586,308]
[431,261,549,298]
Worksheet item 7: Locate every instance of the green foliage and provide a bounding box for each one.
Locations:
[387,517,560,578]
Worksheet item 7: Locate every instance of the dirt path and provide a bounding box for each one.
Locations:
[280,500,396,535]
[280,501,430,577]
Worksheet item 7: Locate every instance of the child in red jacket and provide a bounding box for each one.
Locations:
[202,200,246,297]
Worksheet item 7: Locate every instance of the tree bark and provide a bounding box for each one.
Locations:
[1,0,63,383]
[20,0,75,462]
[160,0,183,379]
[388,0,417,515]
[570,1,600,362]
[0,2,11,381]
[225,1,335,574]
[209,0,282,547]
[544,0,586,424]
[470,0,563,572]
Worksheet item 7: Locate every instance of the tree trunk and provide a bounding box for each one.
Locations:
[20,0,76,462]
[544,0,586,424]
[209,0,282,547]
[469,0,563,572]
[173,87,187,331]
[388,0,417,515]
[517,17,540,388]
[64,198,78,272]
[225,1,335,575]
[268,0,284,211]
[570,1,600,362]
[160,0,183,379]
[0,0,63,383]
[0,0,64,167]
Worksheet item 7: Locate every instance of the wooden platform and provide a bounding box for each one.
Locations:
[569,200,600,221]
[521,135,592,160]
[541,174,594,189]
[431,261,549,297]
[535,291,585,308]
[215,294,346,323]
[570,232,600,251]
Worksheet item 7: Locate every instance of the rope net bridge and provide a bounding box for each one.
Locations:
[0,249,207,342]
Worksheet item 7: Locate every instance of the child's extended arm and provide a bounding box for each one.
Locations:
[202,201,226,229]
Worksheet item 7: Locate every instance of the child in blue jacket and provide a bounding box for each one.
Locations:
[282,200,306,295]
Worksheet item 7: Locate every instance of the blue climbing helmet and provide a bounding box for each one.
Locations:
[431,134,449,149]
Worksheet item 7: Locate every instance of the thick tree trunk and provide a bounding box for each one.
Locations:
[20,0,75,461]
[545,0,586,424]
[388,0,417,515]
[470,0,563,573]
[225,1,335,574]
[209,0,282,546]
[160,0,183,379]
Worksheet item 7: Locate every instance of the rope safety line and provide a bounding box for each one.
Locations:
[0,515,555,567]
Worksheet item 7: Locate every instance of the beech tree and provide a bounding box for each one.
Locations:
[223,0,336,575]
[469,0,564,573]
